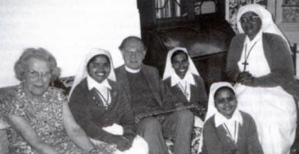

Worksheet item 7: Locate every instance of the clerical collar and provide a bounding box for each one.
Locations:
[125,66,141,73]
[170,70,196,87]
[214,109,243,127]
[87,76,111,91]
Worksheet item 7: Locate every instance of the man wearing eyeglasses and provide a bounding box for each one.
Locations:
[115,36,193,154]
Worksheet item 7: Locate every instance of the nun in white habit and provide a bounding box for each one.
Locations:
[69,48,148,154]
[226,4,297,154]
[162,47,208,153]
[162,47,208,120]
[202,82,263,154]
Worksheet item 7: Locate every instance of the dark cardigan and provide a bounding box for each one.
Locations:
[226,33,299,100]
[202,111,263,154]
[163,74,208,117]
[69,78,136,144]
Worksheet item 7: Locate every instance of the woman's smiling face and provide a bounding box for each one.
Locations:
[87,55,111,83]
[214,88,237,119]
[23,57,52,97]
[171,52,189,79]
[240,11,262,40]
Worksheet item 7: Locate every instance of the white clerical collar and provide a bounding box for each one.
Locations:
[125,66,141,73]
[214,109,243,127]
[170,70,196,87]
[87,76,112,91]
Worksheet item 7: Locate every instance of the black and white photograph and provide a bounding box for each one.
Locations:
[0,0,299,154]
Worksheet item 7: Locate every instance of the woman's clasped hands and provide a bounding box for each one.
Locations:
[236,72,254,86]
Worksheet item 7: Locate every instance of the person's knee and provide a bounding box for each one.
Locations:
[176,109,193,122]
[137,117,162,134]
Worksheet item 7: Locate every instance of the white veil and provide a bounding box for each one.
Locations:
[236,4,289,45]
[205,82,236,121]
[162,47,200,80]
[69,48,116,97]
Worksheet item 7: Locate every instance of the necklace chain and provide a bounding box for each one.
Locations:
[243,41,258,72]
[95,89,110,108]
[178,82,188,97]
[223,121,238,144]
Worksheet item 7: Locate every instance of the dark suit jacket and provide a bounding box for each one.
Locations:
[202,111,263,154]
[115,65,182,113]
[69,78,136,144]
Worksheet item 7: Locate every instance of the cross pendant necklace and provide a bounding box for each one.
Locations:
[242,61,249,72]
[95,89,110,108]
[178,82,188,98]
[223,121,238,144]
[242,41,258,72]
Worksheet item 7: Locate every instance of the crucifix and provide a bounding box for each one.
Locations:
[242,61,249,72]
[242,41,257,72]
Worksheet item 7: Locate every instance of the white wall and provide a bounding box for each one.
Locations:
[0,0,140,87]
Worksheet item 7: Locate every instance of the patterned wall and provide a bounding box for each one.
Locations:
[282,0,299,22]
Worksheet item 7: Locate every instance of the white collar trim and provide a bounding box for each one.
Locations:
[214,109,243,127]
[170,70,196,87]
[125,66,141,73]
[87,76,112,91]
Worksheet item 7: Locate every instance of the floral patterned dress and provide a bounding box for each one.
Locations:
[1,85,84,154]
[1,84,118,154]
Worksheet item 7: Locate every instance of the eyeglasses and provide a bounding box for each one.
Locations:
[122,50,144,57]
[239,16,260,23]
[215,96,236,104]
[27,70,51,79]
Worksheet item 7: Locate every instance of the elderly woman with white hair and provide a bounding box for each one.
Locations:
[0,48,104,154]
[226,4,299,154]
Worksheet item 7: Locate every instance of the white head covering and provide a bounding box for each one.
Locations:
[69,48,116,97]
[162,47,200,81]
[205,82,243,144]
[205,82,236,121]
[236,4,289,45]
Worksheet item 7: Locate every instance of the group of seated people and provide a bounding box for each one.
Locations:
[0,3,299,154]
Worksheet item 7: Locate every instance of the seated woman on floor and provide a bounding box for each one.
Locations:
[0,48,105,154]
[162,47,208,153]
[68,48,148,154]
[202,82,263,154]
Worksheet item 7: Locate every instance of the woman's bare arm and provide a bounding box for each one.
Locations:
[7,115,58,154]
[62,101,96,153]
